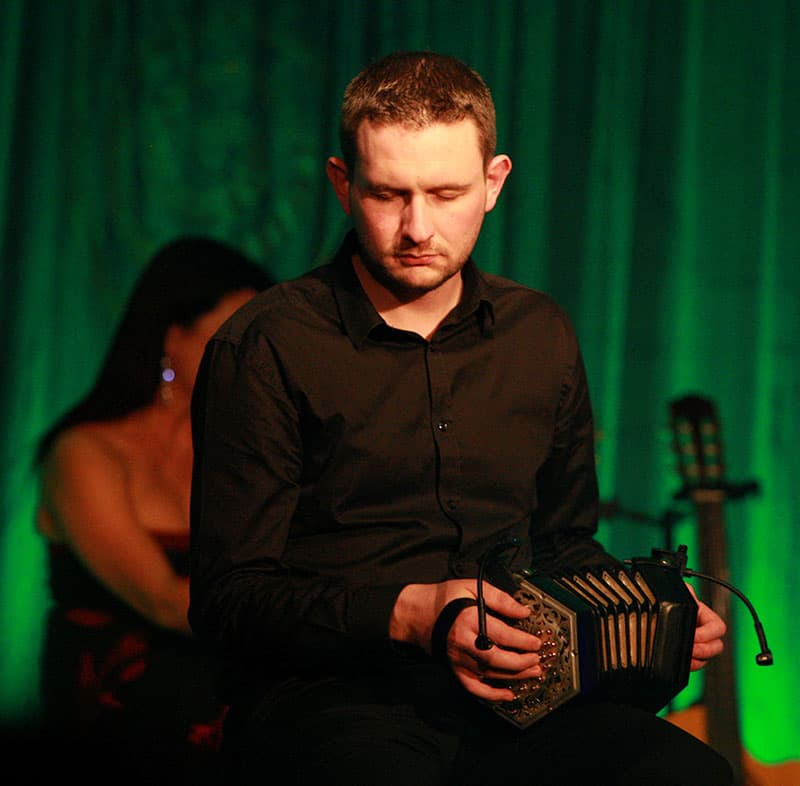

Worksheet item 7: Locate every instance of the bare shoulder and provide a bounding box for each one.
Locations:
[48,421,125,464]
[42,422,135,493]
[37,422,133,541]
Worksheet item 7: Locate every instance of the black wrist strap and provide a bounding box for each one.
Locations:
[430,597,477,666]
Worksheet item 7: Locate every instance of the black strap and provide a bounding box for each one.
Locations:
[430,597,478,666]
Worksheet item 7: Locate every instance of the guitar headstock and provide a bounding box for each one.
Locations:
[669,395,725,494]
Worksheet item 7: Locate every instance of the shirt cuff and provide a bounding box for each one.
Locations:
[347,583,405,640]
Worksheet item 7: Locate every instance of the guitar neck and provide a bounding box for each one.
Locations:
[670,394,759,785]
[694,492,733,612]
[693,492,745,784]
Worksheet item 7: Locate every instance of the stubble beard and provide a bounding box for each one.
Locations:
[358,244,466,303]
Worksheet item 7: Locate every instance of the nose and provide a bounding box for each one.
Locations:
[401,195,434,245]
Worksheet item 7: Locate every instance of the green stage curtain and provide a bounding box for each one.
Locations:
[1,0,797,767]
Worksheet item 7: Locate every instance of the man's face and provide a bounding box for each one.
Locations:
[328,119,510,301]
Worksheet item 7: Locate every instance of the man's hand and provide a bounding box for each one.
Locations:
[686,583,727,671]
[390,580,541,700]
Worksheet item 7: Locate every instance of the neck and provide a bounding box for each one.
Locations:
[138,395,192,442]
[352,255,463,340]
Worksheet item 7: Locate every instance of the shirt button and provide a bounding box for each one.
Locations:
[437,421,449,432]
[446,499,457,511]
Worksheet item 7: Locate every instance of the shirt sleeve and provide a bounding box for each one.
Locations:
[529,322,619,574]
[188,329,403,671]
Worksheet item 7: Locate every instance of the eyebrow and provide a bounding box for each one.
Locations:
[363,180,470,193]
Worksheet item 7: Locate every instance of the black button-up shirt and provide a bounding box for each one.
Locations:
[189,231,610,685]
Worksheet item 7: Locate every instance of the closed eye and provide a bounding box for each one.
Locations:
[368,190,400,202]
[434,191,463,201]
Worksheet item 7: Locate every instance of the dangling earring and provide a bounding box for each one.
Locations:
[159,355,175,403]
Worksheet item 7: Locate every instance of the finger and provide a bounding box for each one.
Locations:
[482,662,542,684]
[480,584,533,620]
[691,654,718,671]
[475,642,540,675]
[472,647,541,679]
[694,622,726,644]
[481,614,541,653]
[692,637,724,662]
[690,644,725,671]
[446,603,534,649]
[693,602,727,642]
[455,668,517,702]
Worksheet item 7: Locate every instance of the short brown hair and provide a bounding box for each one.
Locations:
[339,51,497,171]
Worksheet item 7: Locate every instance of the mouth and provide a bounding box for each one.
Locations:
[396,252,439,265]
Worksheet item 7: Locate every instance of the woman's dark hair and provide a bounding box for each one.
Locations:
[36,236,273,463]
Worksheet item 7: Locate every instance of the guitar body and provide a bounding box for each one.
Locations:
[667,705,800,786]
[668,395,797,786]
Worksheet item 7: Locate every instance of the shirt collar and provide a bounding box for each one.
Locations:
[331,230,495,348]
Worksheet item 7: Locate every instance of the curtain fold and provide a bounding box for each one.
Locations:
[1,0,797,765]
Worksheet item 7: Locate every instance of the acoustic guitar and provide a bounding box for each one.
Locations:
[667,394,799,786]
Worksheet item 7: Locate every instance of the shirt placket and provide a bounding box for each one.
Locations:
[425,340,469,576]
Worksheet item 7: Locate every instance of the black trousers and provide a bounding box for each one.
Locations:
[223,657,733,786]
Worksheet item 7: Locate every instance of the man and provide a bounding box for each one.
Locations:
[189,51,732,785]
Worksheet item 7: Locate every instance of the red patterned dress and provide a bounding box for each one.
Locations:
[40,532,227,782]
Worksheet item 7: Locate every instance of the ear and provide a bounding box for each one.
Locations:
[326,157,352,215]
[483,154,512,212]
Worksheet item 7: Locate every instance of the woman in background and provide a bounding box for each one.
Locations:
[34,236,272,782]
